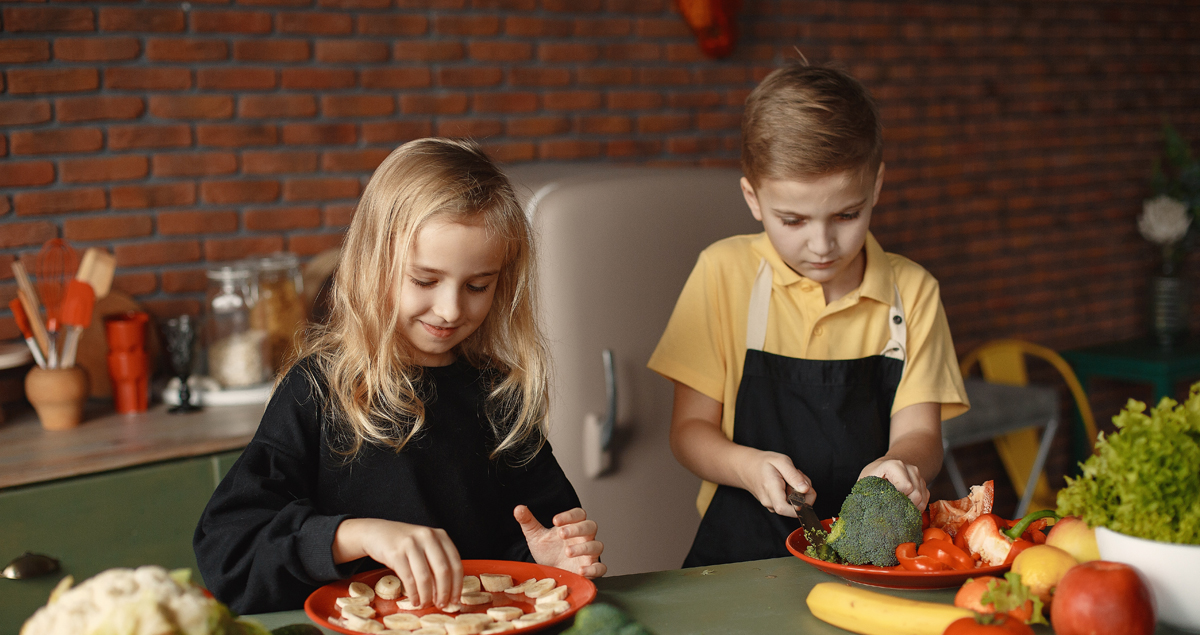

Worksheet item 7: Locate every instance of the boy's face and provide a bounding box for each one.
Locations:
[741,164,884,303]
[394,218,505,367]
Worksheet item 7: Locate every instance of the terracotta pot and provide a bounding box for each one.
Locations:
[25,366,90,431]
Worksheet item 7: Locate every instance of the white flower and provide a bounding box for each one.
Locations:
[1138,195,1191,245]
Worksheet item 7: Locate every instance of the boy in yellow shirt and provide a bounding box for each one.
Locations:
[649,64,969,566]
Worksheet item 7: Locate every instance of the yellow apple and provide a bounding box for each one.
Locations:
[1045,516,1101,563]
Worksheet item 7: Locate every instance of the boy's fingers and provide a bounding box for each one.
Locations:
[566,540,604,558]
[558,519,597,540]
[580,562,607,579]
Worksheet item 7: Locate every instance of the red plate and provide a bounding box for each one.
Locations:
[786,519,1011,589]
[305,560,597,634]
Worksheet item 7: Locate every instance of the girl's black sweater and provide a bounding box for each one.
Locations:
[193,359,581,614]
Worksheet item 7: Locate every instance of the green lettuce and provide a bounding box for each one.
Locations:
[1057,385,1200,544]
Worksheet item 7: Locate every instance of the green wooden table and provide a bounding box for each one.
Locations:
[1061,336,1200,465]
[246,556,1189,634]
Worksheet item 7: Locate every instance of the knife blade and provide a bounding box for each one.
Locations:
[786,484,826,549]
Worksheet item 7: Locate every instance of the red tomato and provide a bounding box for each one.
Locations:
[954,577,1002,614]
[944,613,1034,635]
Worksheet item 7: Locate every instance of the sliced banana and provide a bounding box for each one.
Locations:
[455,613,494,626]
[419,614,455,628]
[342,603,377,619]
[444,621,484,635]
[481,624,515,634]
[383,613,423,630]
[512,610,555,629]
[380,631,412,635]
[538,600,571,615]
[338,595,373,608]
[350,581,377,600]
[459,591,493,606]
[375,575,404,600]
[343,613,384,633]
[485,607,523,622]
[412,628,447,635]
[534,585,569,604]
[396,599,421,611]
[503,578,537,594]
[479,574,512,593]
[523,578,558,599]
[461,575,481,593]
[441,602,462,614]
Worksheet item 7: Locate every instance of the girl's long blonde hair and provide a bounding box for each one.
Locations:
[291,138,549,462]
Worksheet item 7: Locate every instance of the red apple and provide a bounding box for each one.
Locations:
[1051,561,1156,635]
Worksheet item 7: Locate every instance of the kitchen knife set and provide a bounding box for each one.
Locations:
[8,241,115,371]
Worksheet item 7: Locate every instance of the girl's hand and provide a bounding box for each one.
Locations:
[738,449,816,516]
[859,458,929,510]
[333,518,463,609]
[514,505,607,579]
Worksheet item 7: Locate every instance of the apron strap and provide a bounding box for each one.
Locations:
[881,284,907,362]
[745,259,773,351]
[746,259,908,362]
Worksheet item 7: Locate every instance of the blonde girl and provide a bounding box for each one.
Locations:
[195,138,606,615]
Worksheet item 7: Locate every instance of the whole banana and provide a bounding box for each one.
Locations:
[806,582,974,635]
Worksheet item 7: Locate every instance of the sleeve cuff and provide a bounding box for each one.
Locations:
[297,513,352,582]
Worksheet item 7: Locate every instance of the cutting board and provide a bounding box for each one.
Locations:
[75,291,161,399]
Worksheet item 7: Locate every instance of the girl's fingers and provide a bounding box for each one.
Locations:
[551,507,586,526]
[405,545,436,608]
[557,519,598,540]
[580,562,607,579]
[566,540,604,558]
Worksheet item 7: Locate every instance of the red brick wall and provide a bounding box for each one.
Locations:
[3,1,1200,502]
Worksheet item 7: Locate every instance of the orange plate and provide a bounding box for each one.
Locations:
[305,560,597,634]
[786,519,1011,589]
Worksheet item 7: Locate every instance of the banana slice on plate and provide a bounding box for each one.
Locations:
[523,579,558,599]
[342,603,376,619]
[479,573,512,592]
[441,602,462,614]
[382,613,423,630]
[395,598,421,611]
[412,628,447,635]
[419,614,455,628]
[534,585,569,604]
[538,601,571,616]
[503,578,537,594]
[375,575,403,600]
[461,575,481,593]
[343,613,383,633]
[481,624,515,634]
[485,607,523,622]
[338,595,372,608]
[460,591,493,606]
[349,582,376,600]
[445,620,490,635]
[512,610,555,629]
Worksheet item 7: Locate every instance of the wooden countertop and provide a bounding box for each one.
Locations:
[0,401,264,489]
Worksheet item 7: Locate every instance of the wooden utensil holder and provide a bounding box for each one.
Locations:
[25,366,89,430]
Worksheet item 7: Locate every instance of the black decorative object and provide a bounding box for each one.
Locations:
[163,315,201,413]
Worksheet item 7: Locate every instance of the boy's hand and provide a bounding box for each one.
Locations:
[740,450,816,517]
[515,505,607,579]
[859,458,929,510]
[333,518,463,610]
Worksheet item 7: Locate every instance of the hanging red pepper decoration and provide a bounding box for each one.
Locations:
[674,0,741,59]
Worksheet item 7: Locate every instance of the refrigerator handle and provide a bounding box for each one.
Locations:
[584,349,616,478]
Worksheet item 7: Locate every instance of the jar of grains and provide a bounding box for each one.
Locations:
[204,264,269,388]
[250,252,306,375]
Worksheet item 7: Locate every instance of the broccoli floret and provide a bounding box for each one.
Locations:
[802,526,842,564]
[826,476,923,566]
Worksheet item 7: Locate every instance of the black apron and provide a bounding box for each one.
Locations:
[683,259,907,567]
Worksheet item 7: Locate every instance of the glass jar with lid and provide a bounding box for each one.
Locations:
[250,252,306,374]
[204,263,270,388]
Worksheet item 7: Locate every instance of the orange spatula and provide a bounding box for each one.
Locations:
[9,298,47,369]
[58,279,96,369]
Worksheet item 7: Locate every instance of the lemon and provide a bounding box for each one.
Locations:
[1011,544,1078,603]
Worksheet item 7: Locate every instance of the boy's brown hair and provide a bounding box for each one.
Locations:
[741,64,882,187]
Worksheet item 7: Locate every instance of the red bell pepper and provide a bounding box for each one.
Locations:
[919,539,977,571]
[895,542,948,572]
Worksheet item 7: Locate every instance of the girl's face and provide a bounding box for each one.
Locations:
[395,218,506,367]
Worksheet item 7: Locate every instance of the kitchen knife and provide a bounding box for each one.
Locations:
[786,484,827,549]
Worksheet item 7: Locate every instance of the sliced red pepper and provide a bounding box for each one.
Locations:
[919,539,976,571]
[923,527,953,543]
[896,542,948,572]
[1003,539,1034,565]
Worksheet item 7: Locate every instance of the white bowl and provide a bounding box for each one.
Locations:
[1095,526,1200,633]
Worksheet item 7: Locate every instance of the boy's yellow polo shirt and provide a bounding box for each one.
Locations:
[649,231,969,515]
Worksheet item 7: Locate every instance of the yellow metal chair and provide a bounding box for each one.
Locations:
[959,339,1098,513]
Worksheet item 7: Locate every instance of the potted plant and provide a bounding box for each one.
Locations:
[1056,387,1200,632]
